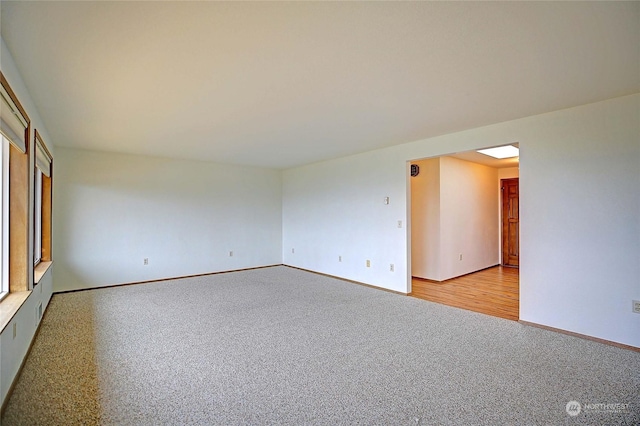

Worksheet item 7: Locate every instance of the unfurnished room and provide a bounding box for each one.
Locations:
[0,1,638,425]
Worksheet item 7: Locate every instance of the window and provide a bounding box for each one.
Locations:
[34,131,52,272]
[34,166,42,265]
[1,71,30,294]
[0,137,9,300]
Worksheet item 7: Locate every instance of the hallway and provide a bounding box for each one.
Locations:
[410,266,519,320]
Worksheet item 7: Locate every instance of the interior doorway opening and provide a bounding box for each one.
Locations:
[408,144,520,320]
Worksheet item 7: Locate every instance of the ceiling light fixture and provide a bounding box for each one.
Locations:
[477,145,519,159]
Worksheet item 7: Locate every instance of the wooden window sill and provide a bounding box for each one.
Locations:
[0,291,31,333]
[34,260,53,284]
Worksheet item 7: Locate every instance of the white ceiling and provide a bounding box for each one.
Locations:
[1,1,638,169]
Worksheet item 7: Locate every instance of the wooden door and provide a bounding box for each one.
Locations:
[502,178,519,267]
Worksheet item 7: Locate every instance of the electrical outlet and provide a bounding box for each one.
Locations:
[397,220,402,228]
[338,255,342,262]
[459,254,463,261]
[12,322,16,339]
[384,197,389,205]
[144,258,149,265]
[390,264,394,272]
[229,251,233,257]
[366,259,371,268]
[633,300,640,314]
[292,248,295,254]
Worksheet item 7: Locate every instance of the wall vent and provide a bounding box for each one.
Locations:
[36,301,43,322]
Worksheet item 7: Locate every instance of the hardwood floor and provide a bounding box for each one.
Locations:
[410,266,519,321]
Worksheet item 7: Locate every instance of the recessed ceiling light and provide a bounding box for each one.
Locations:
[477,145,519,159]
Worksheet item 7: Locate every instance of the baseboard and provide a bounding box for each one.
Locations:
[54,264,283,294]
[519,320,639,353]
[284,265,407,295]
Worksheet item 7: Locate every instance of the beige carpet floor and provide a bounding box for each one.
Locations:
[2,266,639,425]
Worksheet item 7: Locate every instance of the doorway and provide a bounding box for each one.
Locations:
[408,147,520,320]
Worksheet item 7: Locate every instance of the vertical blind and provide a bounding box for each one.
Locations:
[0,85,28,153]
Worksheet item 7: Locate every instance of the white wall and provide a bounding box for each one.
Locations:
[519,96,639,348]
[410,158,440,280]
[439,157,499,280]
[283,93,640,348]
[282,149,408,292]
[53,148,283,292]
[0,38,55,406]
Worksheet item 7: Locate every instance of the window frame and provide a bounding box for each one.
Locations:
[33,130,53,282]
[1,71,31,294]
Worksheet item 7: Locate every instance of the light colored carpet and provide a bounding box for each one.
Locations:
[2,266,639,425]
